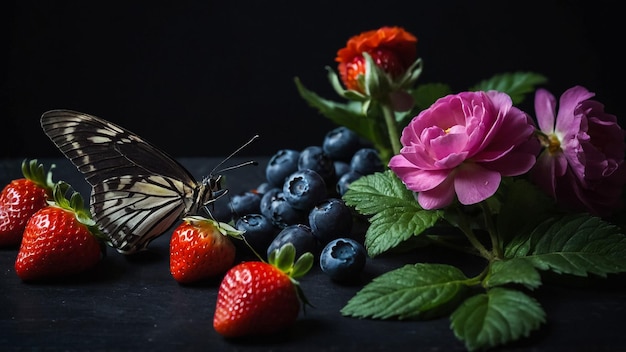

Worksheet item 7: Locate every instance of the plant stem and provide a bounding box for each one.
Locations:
[381,101,403,155]
[479,202,502,259]
[455,207,493,261]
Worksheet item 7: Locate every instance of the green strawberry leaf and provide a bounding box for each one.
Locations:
[341,263,470,320]
[469,72,548,104]
[505,214,626,277]
[343,171,443,256]
[292,252,314,280]
[484,258,542,290]
[22,159,56,191]
[268,242,313,280]
[450,287,546,351]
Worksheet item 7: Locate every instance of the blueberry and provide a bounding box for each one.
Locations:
[254,182,274,195]
[320,238,367,282]
[308,198,353,245]
[322,126,362,161]
[350,148,384,175]
[229,191,262,219]
[266,149,300,187]
[298,146,335,184]
[333,161,351,179]
[235,214,277,258]
[207,197,232,223]
[263,192,308,228]
[282,169,327,211]
[336,170,362,196]
[260,187,281,219]
[267,224,318,259]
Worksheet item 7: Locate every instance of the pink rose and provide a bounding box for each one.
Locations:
[389,91,540,209]
[530,86,626,216]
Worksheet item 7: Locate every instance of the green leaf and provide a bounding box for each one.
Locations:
[294,77,367,127]
[343,170,417,215]
[484,259,542,290]
[411,82,452,111]
[343,171,443,256]
[294,76,391,156]
[450,287,546,351]
[341,263,469,320]
[505,214,626,277]
[469,72,548,104]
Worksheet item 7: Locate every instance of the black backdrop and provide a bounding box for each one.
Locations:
[2,1,622,159]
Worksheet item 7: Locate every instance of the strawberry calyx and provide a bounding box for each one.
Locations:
[21,159,56,194]
[267,242,314,310]
[182,215,244,239]
[50,182,106,241]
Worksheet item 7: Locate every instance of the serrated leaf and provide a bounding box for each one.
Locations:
[341,263,469,320]
[505,214,626,277]
[365,207,441,256]
[450,287,546,351]
[343,171,443,256]
[485,258,542,290]
[469,72,548,104]
[343,171,418,215]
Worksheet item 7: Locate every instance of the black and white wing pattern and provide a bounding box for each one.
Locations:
[40,109,223,254]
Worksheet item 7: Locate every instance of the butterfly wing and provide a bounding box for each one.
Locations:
[40,109,201,254]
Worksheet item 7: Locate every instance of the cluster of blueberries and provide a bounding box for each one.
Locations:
[214,126,384,282]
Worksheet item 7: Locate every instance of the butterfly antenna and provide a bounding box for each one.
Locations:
[210,134,260,175]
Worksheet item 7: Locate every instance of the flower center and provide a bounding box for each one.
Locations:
[547,134,561,154]
[538,132,562,155]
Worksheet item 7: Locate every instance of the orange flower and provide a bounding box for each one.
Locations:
[336,26,417,93]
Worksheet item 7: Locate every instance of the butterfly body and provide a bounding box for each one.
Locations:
[41,110,225,254]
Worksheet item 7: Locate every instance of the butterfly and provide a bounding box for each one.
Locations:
[41,109,257,254]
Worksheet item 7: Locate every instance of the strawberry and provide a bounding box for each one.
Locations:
[339,48,405,93]
[169,216,242,284]
[213,243,314,338]
[15,182,105,281]
[0,159,56,247]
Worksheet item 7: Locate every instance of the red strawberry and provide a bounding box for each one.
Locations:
[15,182,105,281]
[169,216,242,284]
[339,48,405,93]
[213,243,313,338]
[0,160,56,247]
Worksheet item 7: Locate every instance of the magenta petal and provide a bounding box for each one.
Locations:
[534,88,557,133]
[454,164,501,205]
[482,151,537,176]
[554,86,594,135]
[403,169,449,192]
[417,176,455,209]
[388,154,415,169]
[389,155,451,192]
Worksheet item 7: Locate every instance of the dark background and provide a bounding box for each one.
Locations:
[2,1,622,159]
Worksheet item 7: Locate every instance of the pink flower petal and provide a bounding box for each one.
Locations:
[453,163,501,205]
[389,157,450,192]
[417,176,456,209]
[534,88,557,133]
[554,86,594,137]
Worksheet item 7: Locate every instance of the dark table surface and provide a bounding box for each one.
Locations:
[1,157,625,352]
